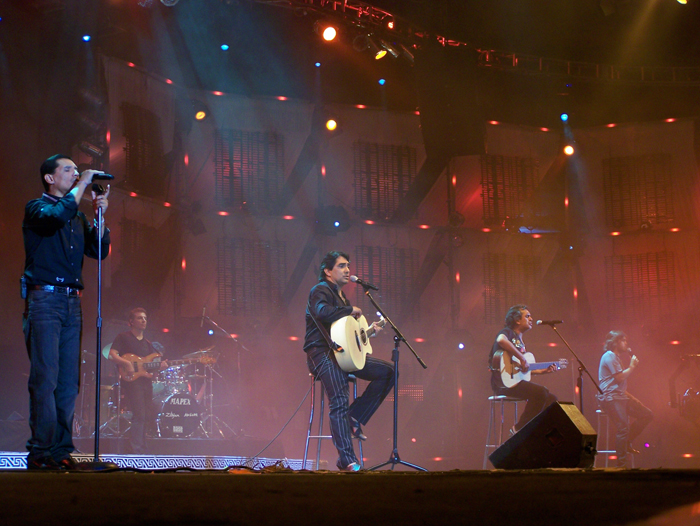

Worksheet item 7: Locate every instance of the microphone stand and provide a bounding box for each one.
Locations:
[83,185,117,470]
[544,324,602,415]
[362,287,428,472]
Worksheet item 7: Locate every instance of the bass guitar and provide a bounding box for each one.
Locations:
[330,315,385,372]
[492,349,568,388]
[118,353,208,382]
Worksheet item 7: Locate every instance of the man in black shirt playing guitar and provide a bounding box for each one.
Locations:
[303,251,394,471]
[109,307,168,453]
[489,304,559,435]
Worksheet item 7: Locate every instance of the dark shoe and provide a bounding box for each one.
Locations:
[56,456,78,470]
[26,456,61,471]
[350,418,367,441]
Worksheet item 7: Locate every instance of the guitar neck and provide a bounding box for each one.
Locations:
[528,361,558,371]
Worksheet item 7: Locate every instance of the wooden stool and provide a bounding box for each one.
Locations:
[483,395,522,469]
[303,373,363,470]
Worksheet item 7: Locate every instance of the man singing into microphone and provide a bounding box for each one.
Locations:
[303,251,394,471]
[597,331,653,467]
[22,154,110,469]
[488,304,558,435]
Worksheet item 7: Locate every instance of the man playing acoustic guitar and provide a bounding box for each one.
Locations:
[488,304,559,435]
[303,251,394,471]
[108,307,168,453]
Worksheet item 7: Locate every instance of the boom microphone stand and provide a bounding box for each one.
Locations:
[361,287,428,472]
[542,322,602,415]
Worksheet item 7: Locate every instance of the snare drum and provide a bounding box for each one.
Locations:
[157,393,200,438]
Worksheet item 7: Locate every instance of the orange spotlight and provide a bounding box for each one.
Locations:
[314,20,338,42]
[325,119,338,131]
[564,145,575,155]
[670,228,680,232]
[611,231,621,236]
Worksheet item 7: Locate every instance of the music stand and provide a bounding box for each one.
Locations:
[361,288,428,472]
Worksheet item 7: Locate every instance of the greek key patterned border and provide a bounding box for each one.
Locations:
[0,452,311,471]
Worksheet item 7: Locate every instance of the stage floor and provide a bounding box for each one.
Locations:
[1,464,699,525]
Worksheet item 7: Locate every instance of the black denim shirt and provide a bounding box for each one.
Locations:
[303,280,354,352]
[23,193,110,289]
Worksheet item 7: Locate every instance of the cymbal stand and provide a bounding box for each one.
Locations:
[200,363,238,439]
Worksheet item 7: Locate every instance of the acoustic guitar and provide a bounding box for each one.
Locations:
[492,349,568,388]
[330,315,385,372]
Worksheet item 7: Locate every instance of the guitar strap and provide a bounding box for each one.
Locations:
[306,291,344,354]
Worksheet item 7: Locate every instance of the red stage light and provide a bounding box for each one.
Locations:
[611,231,621,236]
[164,202,171,207]
[181,258,186,271]
[106,130,111,144]
[356,104,366,109]
[455,272,460,283]
[418,224,430,229]
[166,79,173,85]
[364,220,375,225]
[433,457,443,462]
[489,120,500,125]
[670,228,680,232]
[283,215,294,220]
[277,96,288,101]
[184,153,189,166]
[573,287,578,299]
[607,123,616,128]
[670,340,680,345]
[212,91,224,96]
[217,211,229,216]
[130,192,138,197]
[128,62,135,68]
[532,234,541,239]
[162,328,170,333]
[288,336,299,341]
[482,228,491,232]
[540,127,549,132]
[665,118,676,123]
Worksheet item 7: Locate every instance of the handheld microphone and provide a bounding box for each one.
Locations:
[536,320,563,326]
[92,173,115,180]
[350,275,379,291]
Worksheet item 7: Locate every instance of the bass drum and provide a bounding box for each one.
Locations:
[157,393,200,438]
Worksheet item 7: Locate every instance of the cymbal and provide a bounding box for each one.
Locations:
[183,350,218,364]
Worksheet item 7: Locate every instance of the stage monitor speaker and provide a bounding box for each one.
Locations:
[489,402,597,469]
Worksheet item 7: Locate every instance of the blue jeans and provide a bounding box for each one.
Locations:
[600,394,653,467]
[23,289,82,461]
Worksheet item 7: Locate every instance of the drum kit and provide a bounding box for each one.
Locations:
[76,345,236,440]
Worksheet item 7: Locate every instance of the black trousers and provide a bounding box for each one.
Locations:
[306,348,394,469]
[494,380,557,431]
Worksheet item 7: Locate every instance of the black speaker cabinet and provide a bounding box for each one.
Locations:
[489,402,597,469]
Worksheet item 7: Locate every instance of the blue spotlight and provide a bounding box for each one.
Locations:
[220,44,229,51]
[315,62,321,67]
[82,35,91,42]
[208,329,214,336]
[560,113,569,122]
[333,221,340,228]
[378,78,386,86]
[458,343,465,350]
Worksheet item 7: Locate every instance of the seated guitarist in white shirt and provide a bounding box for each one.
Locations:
[488,304,558,435]
[303,250,394,471]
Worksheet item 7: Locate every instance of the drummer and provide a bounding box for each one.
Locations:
[108,307,167,454]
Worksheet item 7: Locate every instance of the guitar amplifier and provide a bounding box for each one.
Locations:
[489,402,597,469]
